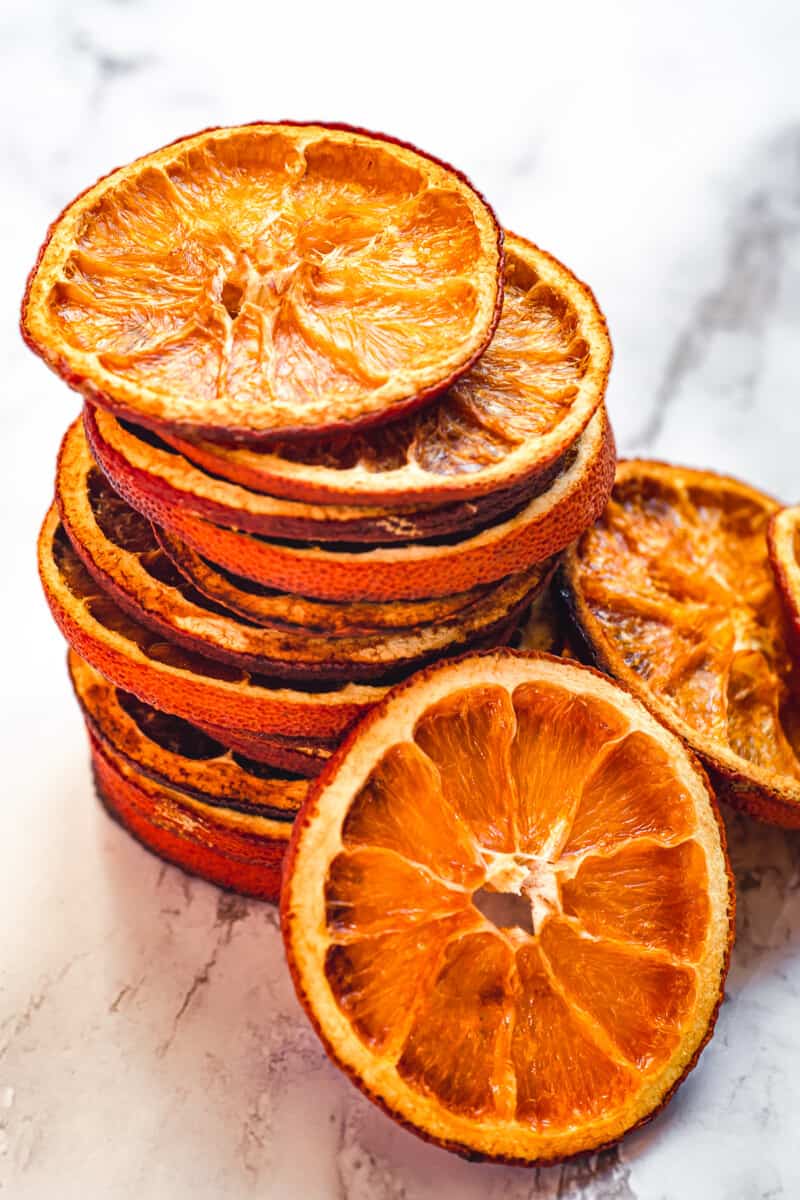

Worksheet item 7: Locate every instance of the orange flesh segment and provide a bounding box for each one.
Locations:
[341,741,484,887]
[41,128,498,435]
[512,942,636,1127]
[322,680,713,1128]
[413,685,517,852]
[539,920,697,1071]
[577,473,800,780]
[561,840,710,961]
[509,681,628,855]
[397,931,514,1117]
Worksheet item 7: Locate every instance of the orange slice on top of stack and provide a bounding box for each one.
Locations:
[562,461,800,826]
[21,123,503,442]
[282,651,732,1164]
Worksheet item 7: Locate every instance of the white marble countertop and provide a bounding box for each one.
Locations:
[2,2,800,1196]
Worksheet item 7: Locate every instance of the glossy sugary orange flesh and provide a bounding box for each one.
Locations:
[565,462,800,822]
[23,124,502,441]
[162,232,611,504]
[283,654,732,1164]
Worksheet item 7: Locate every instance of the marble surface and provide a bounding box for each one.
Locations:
[2,1,800,1196]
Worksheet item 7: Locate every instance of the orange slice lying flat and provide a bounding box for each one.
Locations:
[562,461,800,826]
[161,232,611,504]
[22,123,502,443]
[282,651,732,1164]
[150,407,615,602]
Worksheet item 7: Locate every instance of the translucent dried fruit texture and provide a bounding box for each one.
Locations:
[144,406,615,602]
[563,461,800,826]
[768,505,800,656]
[161,232,612,505]
[37,504,382,738]
[90,732,288,901]
[69,650,306,817]
[57,419,549,682]
[281,652,732,1164]
[22,123,502,442]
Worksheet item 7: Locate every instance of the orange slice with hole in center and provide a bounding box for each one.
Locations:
[21,123,503,443]
[561,461,800,826]
[281,651,732,1164]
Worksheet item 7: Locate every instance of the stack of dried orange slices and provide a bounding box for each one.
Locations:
[24,122,615,904]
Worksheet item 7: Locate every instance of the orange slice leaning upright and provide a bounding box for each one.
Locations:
[21,123,503,443]
[562,461,800,826]
[281,651,732,1165]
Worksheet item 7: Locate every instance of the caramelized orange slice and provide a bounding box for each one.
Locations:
[282,652,732,1164]
[563,461,800,825]
[22,123,502,442]
[768,504,800,655]
[160,233,611,504]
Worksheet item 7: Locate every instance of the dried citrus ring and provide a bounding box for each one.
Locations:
[90,732,288,901]
[162,232,611,506]
[562,461,800,826]
[281,651,732,1164]
[38,505,381,737]
[56,420,549,682]
[85,405,567,545]
[768,505,800,654]
[70,650,306,815]
[152,407,615,602]
[156,525,529,635]
[22,122,503,443]
[195,719,334,779]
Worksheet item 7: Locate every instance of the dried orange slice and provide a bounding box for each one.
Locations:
[282,651,732,1164]
[151,407,615,601]
[195,719,334,779]
[157,525,528,635]
[160,232,611,505]
[70,650,306,814]
[86,405,565,545]
[768,505,800,654]
[22,123,502,442]
[38,505,381,737]
[562,461,800,826]
[90,732,289,901]
[57,420,548,682]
